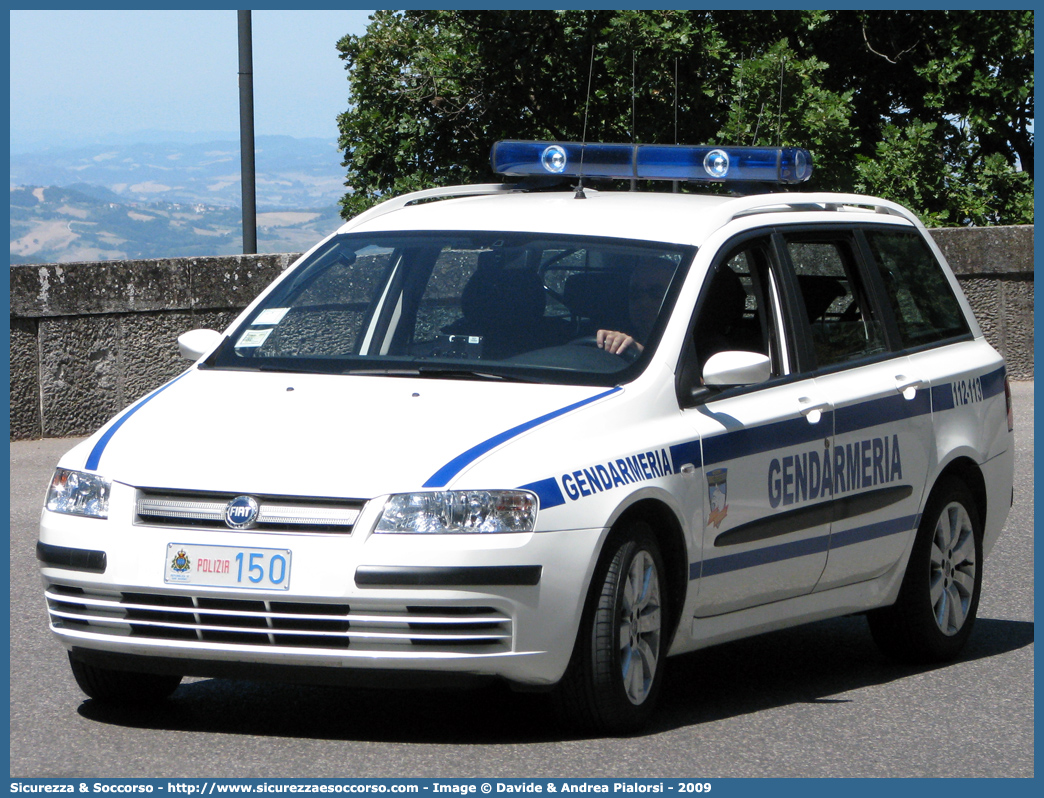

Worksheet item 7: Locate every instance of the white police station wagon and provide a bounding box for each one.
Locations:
[38,142,1014,733]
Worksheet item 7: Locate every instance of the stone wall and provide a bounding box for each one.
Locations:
[929,226,1035,382]
[9,254,299,440]
[8,226,1034,440]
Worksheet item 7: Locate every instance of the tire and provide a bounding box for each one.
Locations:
[553,521,668,734]
[868,477,983,664]
[68,654,182,705]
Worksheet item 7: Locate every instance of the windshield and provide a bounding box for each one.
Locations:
[206,231,692,385]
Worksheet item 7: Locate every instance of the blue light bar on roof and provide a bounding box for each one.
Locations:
[491,140,813,184]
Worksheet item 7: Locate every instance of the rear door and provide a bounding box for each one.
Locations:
[778,228,933,591]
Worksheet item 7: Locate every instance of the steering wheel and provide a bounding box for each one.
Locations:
[570,335,641,363]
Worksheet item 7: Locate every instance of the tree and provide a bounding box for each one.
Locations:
[805,10,1034,225]
[336,10,1032,226]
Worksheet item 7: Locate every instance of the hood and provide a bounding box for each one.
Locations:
[73,369,619,499]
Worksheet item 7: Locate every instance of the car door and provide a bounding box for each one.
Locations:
[678,233,833,616]
[778,228,933,591]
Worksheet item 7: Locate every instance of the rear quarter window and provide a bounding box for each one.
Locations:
[864,229,971,348]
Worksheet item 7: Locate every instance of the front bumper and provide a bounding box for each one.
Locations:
[38,487,605,689]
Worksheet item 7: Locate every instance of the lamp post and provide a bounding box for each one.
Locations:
[238,10,257,254]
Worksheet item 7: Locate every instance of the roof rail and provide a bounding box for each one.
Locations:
[341,184,516,232]
[722,192,925,229]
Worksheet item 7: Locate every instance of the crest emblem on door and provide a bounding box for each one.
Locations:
[707,468,729,528]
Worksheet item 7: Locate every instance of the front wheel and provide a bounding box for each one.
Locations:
[553,521,668,734]
[69,654,182,705]
[867,477,983,663]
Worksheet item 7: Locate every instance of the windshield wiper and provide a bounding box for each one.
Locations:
[418,367,508,381]
[344,366,535,382]
[256,364,322,374]
[418,366,548,383]
[343,368,422,377]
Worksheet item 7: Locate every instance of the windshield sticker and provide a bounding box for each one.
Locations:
[235,328,273,348]
[254,307,289,325]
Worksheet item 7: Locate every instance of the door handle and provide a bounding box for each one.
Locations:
[894,374,925,400]
[798,396,829,424]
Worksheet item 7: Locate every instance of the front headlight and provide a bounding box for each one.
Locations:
[45,468,111,519]
[375,490,537,534]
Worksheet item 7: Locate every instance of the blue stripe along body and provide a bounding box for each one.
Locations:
[423,387,622,489]
[515,364,1005,579]
[85,373,190,471]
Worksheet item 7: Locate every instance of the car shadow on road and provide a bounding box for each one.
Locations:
[77,614,1033,742]
[649,614,1033,733]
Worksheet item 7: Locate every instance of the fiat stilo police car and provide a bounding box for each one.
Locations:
[38,141,1014,733]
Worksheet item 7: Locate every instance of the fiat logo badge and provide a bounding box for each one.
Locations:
[224,496,260,529]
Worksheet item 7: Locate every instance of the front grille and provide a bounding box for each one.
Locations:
[135,490,365,534]
[45,584,512,654]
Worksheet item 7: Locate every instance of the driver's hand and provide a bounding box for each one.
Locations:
[596,329,644,355]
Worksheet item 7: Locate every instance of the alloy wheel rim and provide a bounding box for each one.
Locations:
[929,501,977,636]
[618,550,662,705]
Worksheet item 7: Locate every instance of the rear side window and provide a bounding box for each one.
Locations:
[863,230,971,348]
[783,237,887,368]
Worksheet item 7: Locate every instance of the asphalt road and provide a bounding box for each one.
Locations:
[9,383,1034,778]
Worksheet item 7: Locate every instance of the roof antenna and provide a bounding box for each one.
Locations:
[674,58,679,144]
[632,51,636,143]
[576,43,596,200]
[672,57,680,193]
[776,53,785,147]
[630,51,637,191]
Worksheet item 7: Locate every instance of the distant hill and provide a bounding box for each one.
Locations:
[10,136,349,263]
[9,135,347,210]
[10,185,343,264]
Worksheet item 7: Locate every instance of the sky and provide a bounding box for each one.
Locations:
[9,9,376,153]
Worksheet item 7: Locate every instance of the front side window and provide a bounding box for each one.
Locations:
[206,232,691,386]
[675,236,784,403]
[863,229,971,348]
[694,244,775,371]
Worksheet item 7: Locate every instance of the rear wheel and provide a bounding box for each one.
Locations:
[868,477,983,663]
[69,654,182,705]
[553,521,668,734]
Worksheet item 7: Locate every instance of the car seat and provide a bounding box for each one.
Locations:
[694,265,758,370]
[453,255,550,358]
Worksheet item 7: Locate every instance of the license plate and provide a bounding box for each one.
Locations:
[165,543,292,590]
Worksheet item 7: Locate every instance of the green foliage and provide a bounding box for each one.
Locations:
[848,10,1034,226]
[855,124,1035,228]
[337,10,1033,226]
[718,40,856,189]
[854,122,950,226]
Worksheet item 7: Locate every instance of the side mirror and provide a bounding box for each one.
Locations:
[702,351,771,387]
[177,329,222,361]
